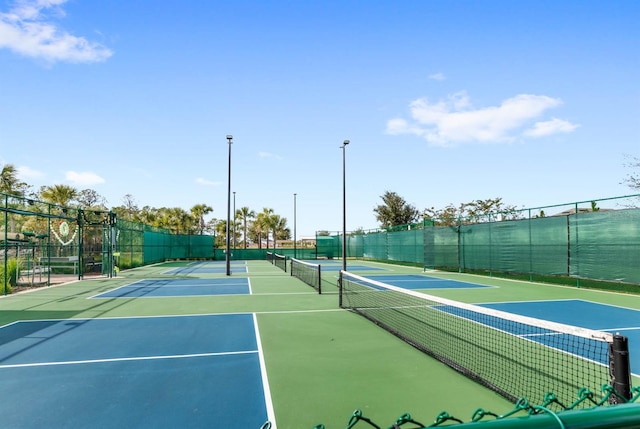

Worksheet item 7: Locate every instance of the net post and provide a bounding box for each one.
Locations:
[609,334,632,404]
[318,265,322,294]
[338,270,343,307]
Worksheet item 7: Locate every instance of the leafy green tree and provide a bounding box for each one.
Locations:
[424,198,521,226]
[463,198,521,222]
[373,191,420,228]
[423,204,464,227]
[77,189,107,208]
[121,194,140,220]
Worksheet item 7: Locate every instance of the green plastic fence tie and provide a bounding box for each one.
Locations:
[540,392,566,411]
[428,411,463,427]
[565,388,594,410]
[598,385,619,406]
[498,398,531,419]
[346,409,381,429]
[387,412,426,428]
[600,383,640,405]
[471,408,499,422]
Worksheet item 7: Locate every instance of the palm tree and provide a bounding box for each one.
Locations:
[1,163,29,233]
[39,184,78,207]
[256,208,274,249]
[153,207,192,234]
[0,163,27,196]
[173,207,193,234]
[214,219,228,247]
[272,215,290,244]
[190,204,213,235]
[236,206,255,248]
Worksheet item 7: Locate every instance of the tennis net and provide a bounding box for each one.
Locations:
[339,271,632,407]
[273,253,287,272]
[290,258,322,293]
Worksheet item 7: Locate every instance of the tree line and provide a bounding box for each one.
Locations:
[3,154,639,237]
[373,191,522,228]
[373,154,640,228]
[0,163,290,248]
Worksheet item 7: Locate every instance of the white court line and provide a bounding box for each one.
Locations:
[253,313,277,428]
[0,350,258,369]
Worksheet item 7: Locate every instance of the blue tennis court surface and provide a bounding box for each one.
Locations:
[452,300,640,375]
[365,274,489,290]
[93,277,251,298]
[480,299,640,332]
[165,262,248,274]
[0,314,273,428]
[301,260,384,272]
[321,264,384,272]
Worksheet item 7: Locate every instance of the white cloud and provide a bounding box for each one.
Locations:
[65,170,105,186]
[0,0,112,64]
[17,165,44,179]
[428,72,446,81]
[524,118,580,137]
[387,92,576,146]
[195,177,221,186]
[259,151,282,160]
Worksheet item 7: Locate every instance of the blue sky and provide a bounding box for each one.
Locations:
[1,0,638,237]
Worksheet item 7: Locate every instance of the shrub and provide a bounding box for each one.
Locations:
[0,258,21,294]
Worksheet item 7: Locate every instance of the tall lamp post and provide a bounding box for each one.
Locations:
[233,191,236,250]
[226,135,233,276]
[341,140,349,272]
[293,193,297,259]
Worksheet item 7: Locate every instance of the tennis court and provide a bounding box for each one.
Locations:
[0,313,273,428]
[442,299,640,370]
[164,261,248,275]
[480,299,640,369]
[1,259,640,428]
[363,273,491,290]
[92,277,252,298]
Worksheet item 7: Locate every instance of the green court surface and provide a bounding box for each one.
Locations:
[2,260,640,428]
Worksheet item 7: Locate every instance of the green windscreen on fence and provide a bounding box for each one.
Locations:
[459,216,569,275]
[571,210,640,283]
[115,219,214,269]
[336,199,640,287]
[387,228,423,264]
[424,225,458,269]
[316,235,340,259]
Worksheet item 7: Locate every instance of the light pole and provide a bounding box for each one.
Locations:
[233,191,236,250]
[341,140,349,272]
[226,135,233,276]
[293,193,297,259]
